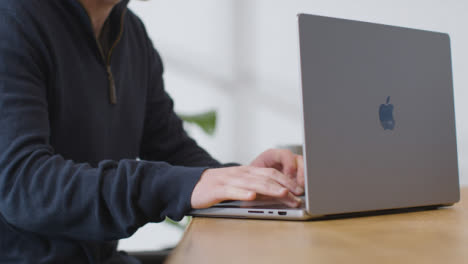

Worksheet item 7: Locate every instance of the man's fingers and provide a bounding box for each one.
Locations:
[271,149,297,177]
[276,191,302,208]
[255,192,302,208]
[249,149,303,189]
[229,174,290,198]
[295,155,305,188]
[220,186,256,202]
[268,150,301,188]
[222,186,300,208]
[251,167,303,195]
[191,164,305,210]
[251,149,296,172]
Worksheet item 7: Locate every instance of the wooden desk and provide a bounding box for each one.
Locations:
[167,187,467,264]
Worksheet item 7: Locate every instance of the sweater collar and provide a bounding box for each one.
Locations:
[65,0,130,39]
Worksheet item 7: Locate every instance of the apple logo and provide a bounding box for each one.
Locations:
[379,96,395,130]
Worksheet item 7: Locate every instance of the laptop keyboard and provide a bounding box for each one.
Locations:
[213,197,306,209]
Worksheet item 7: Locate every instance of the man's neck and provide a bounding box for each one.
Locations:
[78,0,120,38]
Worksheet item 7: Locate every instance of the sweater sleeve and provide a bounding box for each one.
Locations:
[0,10,204,241]
[138,28,222,168]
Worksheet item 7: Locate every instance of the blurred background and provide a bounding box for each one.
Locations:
[119,0,468,252]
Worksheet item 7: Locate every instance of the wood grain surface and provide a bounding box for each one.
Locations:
[166,187,467,264]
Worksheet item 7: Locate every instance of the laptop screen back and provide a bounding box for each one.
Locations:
[298,14,459,215]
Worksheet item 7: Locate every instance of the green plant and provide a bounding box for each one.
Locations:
[178,110,217,136]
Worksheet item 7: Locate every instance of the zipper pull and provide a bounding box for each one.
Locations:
[107,65,117,104]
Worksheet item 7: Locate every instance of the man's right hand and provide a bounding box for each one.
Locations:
[190,166,304,209]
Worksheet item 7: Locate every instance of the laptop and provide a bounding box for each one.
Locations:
[190,13,460,220]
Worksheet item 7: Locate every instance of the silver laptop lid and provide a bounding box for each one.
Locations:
[298,14,460,216]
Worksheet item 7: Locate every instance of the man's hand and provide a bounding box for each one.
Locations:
[250,149,305,187]
[191,149,305,209]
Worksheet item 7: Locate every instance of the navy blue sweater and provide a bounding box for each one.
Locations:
[0,0,222,263]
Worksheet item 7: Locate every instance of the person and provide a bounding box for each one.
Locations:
[0,0,305,263]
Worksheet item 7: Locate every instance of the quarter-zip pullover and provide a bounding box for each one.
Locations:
[0,0,221,263]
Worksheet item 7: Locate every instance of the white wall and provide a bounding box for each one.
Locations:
[120,0,468,251]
